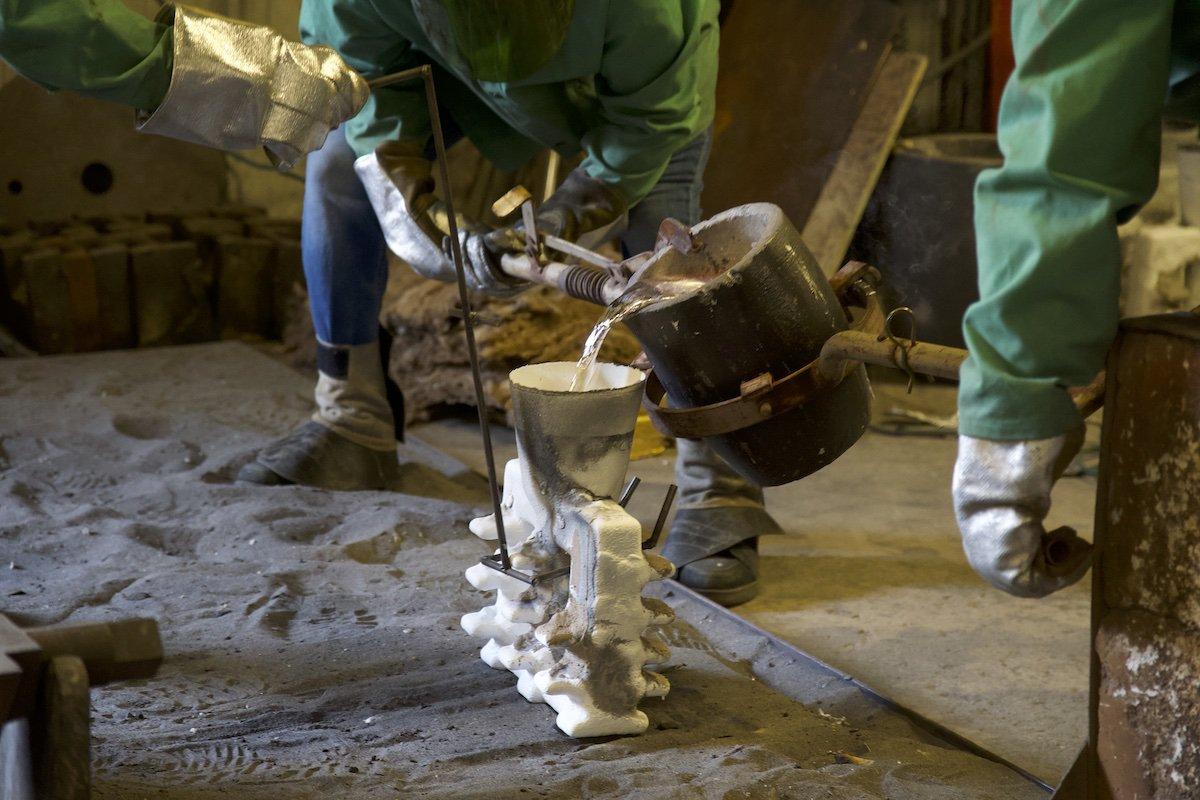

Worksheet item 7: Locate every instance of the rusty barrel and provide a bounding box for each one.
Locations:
[1089,313,1200,797]
[624,203,871,486]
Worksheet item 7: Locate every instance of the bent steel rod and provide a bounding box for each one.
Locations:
[371,66,517,574]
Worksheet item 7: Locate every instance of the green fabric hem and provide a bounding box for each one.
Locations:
[956,387,1082,441]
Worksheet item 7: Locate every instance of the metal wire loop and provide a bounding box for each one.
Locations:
[884,307,919,393]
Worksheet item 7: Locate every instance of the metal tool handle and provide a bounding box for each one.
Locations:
[818,329,966,382]
[818,328,1106,417]
[499,253,627,306]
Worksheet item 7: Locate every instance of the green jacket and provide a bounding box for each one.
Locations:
[0,0,173,109]
[299,0,718,206]
[961,0,1200,440]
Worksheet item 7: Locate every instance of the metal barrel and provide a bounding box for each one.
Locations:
[624,203,871,486]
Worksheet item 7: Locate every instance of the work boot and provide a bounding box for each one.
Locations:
[662,439,782,607]
[238,337,405,491]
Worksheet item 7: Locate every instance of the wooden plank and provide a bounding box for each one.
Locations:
[0,614,41,724]
[61,249,103,353]
[22,248,72,354]
[802,51,928,275]
[0,230,35,344]
[90,244,134,350]
[943,0,967,129]
[0,653,22,723]
[130,241,213,347]
[215,236,275,340]
[702,0,901,228]
[270,238,304,340]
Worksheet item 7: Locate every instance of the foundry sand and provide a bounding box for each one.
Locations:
[0,342,1041,798]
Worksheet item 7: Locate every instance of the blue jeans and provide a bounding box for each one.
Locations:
[301,128,713,345]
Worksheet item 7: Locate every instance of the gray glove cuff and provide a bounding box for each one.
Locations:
[536,168,629,249]
[952,433,1091,598]
[137,4,368,169]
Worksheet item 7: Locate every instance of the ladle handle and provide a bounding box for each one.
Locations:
[818,330,966,382]
[818,330,1106,417]
[500,253,627,306]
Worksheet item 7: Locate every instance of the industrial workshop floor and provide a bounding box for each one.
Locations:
[0,343,1078,797]
[419,379,1097,788]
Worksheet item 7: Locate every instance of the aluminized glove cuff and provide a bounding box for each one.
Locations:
[355,151,457,282]
[952,432,1091,598]
[137,5,368,169]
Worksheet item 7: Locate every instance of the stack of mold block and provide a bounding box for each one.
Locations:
[0,206,303,354]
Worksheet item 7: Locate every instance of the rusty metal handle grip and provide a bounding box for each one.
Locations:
[818,330,967,382]
[819,330,1106,418]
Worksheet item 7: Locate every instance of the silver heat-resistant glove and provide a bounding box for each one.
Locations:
[137,4,368,169]
[952,429,1092,598]
[355,143,525,296]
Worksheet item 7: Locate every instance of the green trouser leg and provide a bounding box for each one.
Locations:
[958,0,1175,440]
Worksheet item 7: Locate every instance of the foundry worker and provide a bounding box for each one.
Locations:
[233,0,780,606]
[953,2,1199,598]
[0,1,367,170]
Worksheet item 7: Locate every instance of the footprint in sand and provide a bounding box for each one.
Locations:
[110,413,206,474]
[122,522,205,558]
[111,413,172,441]
[243,573,304,639]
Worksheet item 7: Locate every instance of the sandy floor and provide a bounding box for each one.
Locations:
[420,383,1096,785]
[0,343,1045,798]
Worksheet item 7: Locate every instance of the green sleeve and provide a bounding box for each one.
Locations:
[300,0,428,158]
[581,0,718,206]
[0,0,172,109]
[959,0,1173,440]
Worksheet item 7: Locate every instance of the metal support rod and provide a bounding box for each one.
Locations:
[643,484,678,551]
[618,476,642,508]
[820,329,1106,417]
[542,234,621,272]
[819,329,966,382]
[424,72,515,570]
[372,66,514,571]
[367,68,432,90]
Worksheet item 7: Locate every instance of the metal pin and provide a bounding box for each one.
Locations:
[449,305,503,327]
[520,200,540,261]
[643,484,678,550]
[883,307,919,394]
[618,476,642,508]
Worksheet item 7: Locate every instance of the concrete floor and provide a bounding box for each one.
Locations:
[415,382,1099,786]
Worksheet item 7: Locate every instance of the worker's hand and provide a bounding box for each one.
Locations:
[504,168,629,251]
[136,5,368,169]
[952,427,1092,598]
[450,232,530,298]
